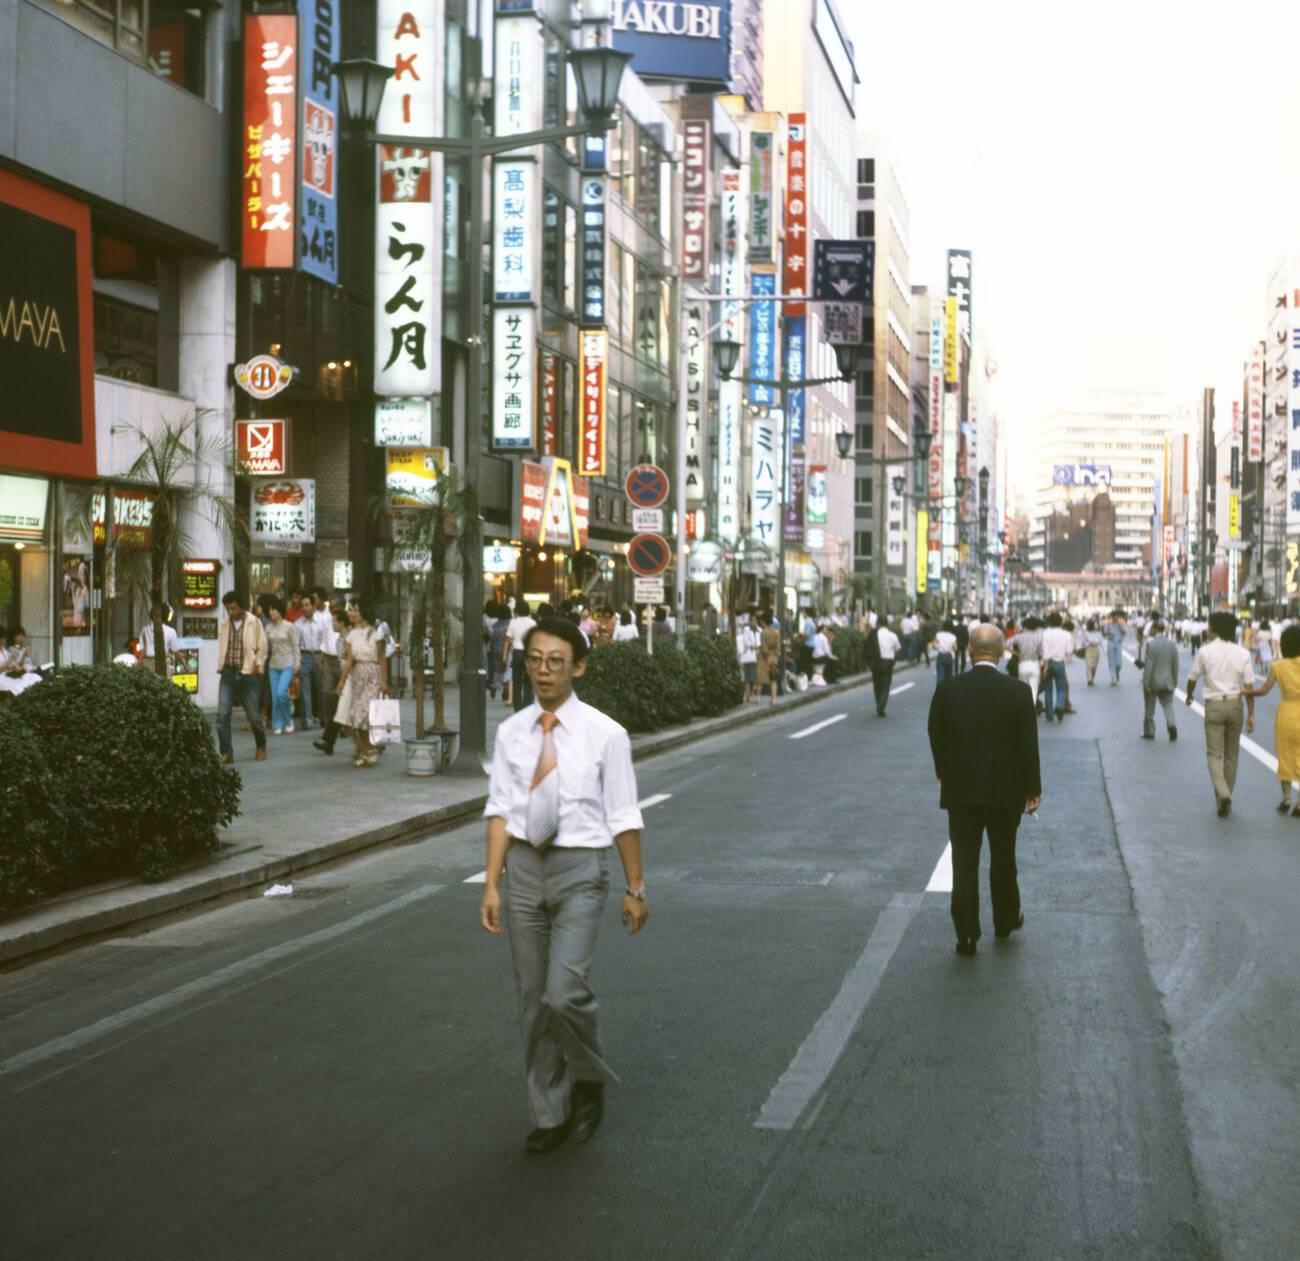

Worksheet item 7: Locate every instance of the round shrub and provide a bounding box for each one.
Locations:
[650,640,697,727]
[685,629,744,716]
[831,628,870,677]
[11,666,241,884]
[576,642,665,733]
[0,708,70,910]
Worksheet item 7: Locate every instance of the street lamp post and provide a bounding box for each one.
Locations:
[715,336,865,689]
[333,47,631,771]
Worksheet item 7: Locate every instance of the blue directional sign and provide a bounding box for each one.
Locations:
[813,239,873,304]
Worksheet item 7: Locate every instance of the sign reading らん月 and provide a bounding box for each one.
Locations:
[0,170,96,480]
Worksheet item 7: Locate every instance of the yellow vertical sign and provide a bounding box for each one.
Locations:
[944,296,959,385]
[1228,493,1241,539]
[916,510,929,594]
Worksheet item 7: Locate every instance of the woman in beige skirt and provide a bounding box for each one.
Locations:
[337,596,388,767]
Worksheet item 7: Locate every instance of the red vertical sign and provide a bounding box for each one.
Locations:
[242,14,299,270]
[782,113,809,316]
[579,330,607,477]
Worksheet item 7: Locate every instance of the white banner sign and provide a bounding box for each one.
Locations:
[1289,271,1300,533]
[634,576,666,604]
[684,301,708,506]
[374,397,433,447]
[493,159,538,303]
[251,478,315,547]
[886,464,905,567]
[717,378,743,544]
[720,170,745,341]
[632,508,664,532]
[749,408,783,557]
[493,306,536,449]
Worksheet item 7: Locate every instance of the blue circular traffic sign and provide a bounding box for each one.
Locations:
[625,464,670,510]
[627,533,672,577]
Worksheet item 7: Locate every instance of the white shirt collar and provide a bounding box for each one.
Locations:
[532,691,582,730]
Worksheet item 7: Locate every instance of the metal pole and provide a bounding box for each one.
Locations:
[673,168,689,650]
[453,113,486,770]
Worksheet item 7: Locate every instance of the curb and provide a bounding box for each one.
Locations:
[0,666,896,965]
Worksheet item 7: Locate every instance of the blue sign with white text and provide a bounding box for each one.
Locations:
[299,0,340,285]
[786,314,806,446]
[611,0,732,85]
[748,272,776,407]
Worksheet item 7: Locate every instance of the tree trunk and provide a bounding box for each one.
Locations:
[151,495,169,679]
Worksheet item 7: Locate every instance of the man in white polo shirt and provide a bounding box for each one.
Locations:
[1186,611,1256,817]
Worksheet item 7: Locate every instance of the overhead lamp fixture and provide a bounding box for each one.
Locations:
[713,338,741,380]
[569,46,632,129]
[332,58,394,130]
[835,429,853,459]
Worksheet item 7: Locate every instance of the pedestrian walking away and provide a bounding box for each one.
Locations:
[928,624,1042,956]
[868,616,901,716]
[1011,616,1043,712]
[215,591,269,764]
[1104,613,1126,685]
[1083,617,1102,685]
[1141,620,1179,741]
[756,612,781,704]
[1244,623,1300,815]
[954,618,970,673]
[934,621,958,683]
[480,617,648,1155]
[1040,613,1072,722]
[1185,611,1255,817]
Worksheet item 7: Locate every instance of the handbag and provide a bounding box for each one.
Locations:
[368,696,402,745]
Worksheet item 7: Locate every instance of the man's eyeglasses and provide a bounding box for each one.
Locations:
[525,653,571,672]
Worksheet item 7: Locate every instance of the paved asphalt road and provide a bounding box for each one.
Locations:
[1,640,1296,1260]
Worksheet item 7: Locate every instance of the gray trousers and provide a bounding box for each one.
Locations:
[1203,696,1244,803]
[1143,688,1177,736]
[505,842,618,1127]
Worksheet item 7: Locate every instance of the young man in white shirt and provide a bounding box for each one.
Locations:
[870,617,902,716]
[1186,611,1256,817]
[481,617,648,1155]
[1040,613,1074,722]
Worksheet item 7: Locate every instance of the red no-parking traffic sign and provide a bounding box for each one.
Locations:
[627,532,672,577]
[625,464,670,511]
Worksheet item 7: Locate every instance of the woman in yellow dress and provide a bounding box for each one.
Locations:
[1245,623,1300,815]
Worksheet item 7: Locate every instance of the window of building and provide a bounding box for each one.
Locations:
[856,530,873,558]
[856,209,873,239]
[855,476,872,504]
[857,158,873,185]
[856,421,873,450]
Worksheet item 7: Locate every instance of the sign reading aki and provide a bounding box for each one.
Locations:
[235,419,287,475]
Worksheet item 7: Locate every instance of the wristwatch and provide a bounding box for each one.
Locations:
[625,884,647,901]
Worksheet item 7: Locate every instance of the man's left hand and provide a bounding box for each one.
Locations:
[621,895,649,935]
[1246,715,1255,734]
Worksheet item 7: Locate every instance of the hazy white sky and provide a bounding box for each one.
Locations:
[850,0,1300,493]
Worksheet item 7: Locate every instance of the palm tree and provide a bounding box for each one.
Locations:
[111,415,241,679]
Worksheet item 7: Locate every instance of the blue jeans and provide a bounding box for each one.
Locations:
[936,651,954,683]
[270,666,294,730]
[298,651,317,727]
[217,667,266,755]
[1107,641,1123,682]
[1043,659,1067,717]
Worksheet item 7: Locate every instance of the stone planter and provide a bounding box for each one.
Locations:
[404,736,442,777]
[429,728,460,769]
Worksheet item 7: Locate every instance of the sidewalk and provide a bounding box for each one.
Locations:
[0,667,898,964]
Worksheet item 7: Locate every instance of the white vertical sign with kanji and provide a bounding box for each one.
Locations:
[1288,273,1300,534]
[374,0,443,398]
[750,408,783,556]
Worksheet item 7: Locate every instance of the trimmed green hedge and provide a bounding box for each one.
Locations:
[0,666,241,911]
[831,628,872,679]
[576,631,744,733]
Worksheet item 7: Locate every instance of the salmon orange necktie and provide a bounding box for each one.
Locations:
[525,711,559,847]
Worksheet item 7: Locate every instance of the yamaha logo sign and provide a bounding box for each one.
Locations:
[612,0,731,85]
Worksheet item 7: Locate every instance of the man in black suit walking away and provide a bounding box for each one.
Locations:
[928,623,1042,956]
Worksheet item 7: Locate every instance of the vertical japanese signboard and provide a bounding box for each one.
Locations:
[242,15,298,270]
[928,312,944,499]
[944,296,959,387]
[493,307,536,449]
[946,248,973,341]
[785,452,805,545]
[681,119,710,281]
[749,129,774,262]
[581,174,607,326]
[916,509,930,593]
[540,351,560,457]
[1288,273,1300,533]
[684,301,708,506]
[1247,342,1264,463]
[717,379,741,543]
[886,464,905,566]
[579,330,607,477]
[750,409,783,553]
[805,465,828,525]
[786,315,806,447]
[375,0,443,398]
[493,160,538,302]
[782,113,809,314]
[720,170,744,340]
[299,0,339,283]
[748,271,777,406]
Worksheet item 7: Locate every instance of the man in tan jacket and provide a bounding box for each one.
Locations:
[216,591,269,763]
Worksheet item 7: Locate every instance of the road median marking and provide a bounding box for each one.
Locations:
[890,682,915,696]
[926,842,953,892]
[789,713,848,741]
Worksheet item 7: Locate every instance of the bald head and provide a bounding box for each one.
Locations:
[970,623,1005,662]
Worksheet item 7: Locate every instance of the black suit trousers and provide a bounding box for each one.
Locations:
[947,806,1022,942]
[870,659,895,712]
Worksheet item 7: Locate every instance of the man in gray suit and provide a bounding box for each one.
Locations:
[1142,620,1179,741]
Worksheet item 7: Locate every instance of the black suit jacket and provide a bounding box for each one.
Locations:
[928,663,1042,813]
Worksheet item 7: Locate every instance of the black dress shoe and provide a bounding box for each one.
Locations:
[1217,798,1231,818]
[996,912,1025,940]
[313,738,333,755]
[1141,732,1155,740]
[572,1081,604,1143]
[1169,730,1178,742]
[955,938,977,957]
[525,1116,573,1155]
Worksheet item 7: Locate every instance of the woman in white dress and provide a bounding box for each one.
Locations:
[336,596,388,767]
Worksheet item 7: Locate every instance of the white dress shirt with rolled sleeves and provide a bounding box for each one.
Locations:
[484,694,644,848]
[1188,639,1254,700]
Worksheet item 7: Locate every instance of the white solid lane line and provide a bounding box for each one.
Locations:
[890,682,915,696]
[925,842,953,893]
[463,792,675,882]
[789,713,849,741]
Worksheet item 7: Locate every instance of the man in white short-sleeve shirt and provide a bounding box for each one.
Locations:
[482,617,648,1155]
[1186,611,1255,817]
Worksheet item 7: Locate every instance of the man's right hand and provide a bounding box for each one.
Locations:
[480,885,503,935]
[1025,796,1041,815]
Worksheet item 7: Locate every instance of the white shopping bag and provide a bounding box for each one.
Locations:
[368,697,402,744]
